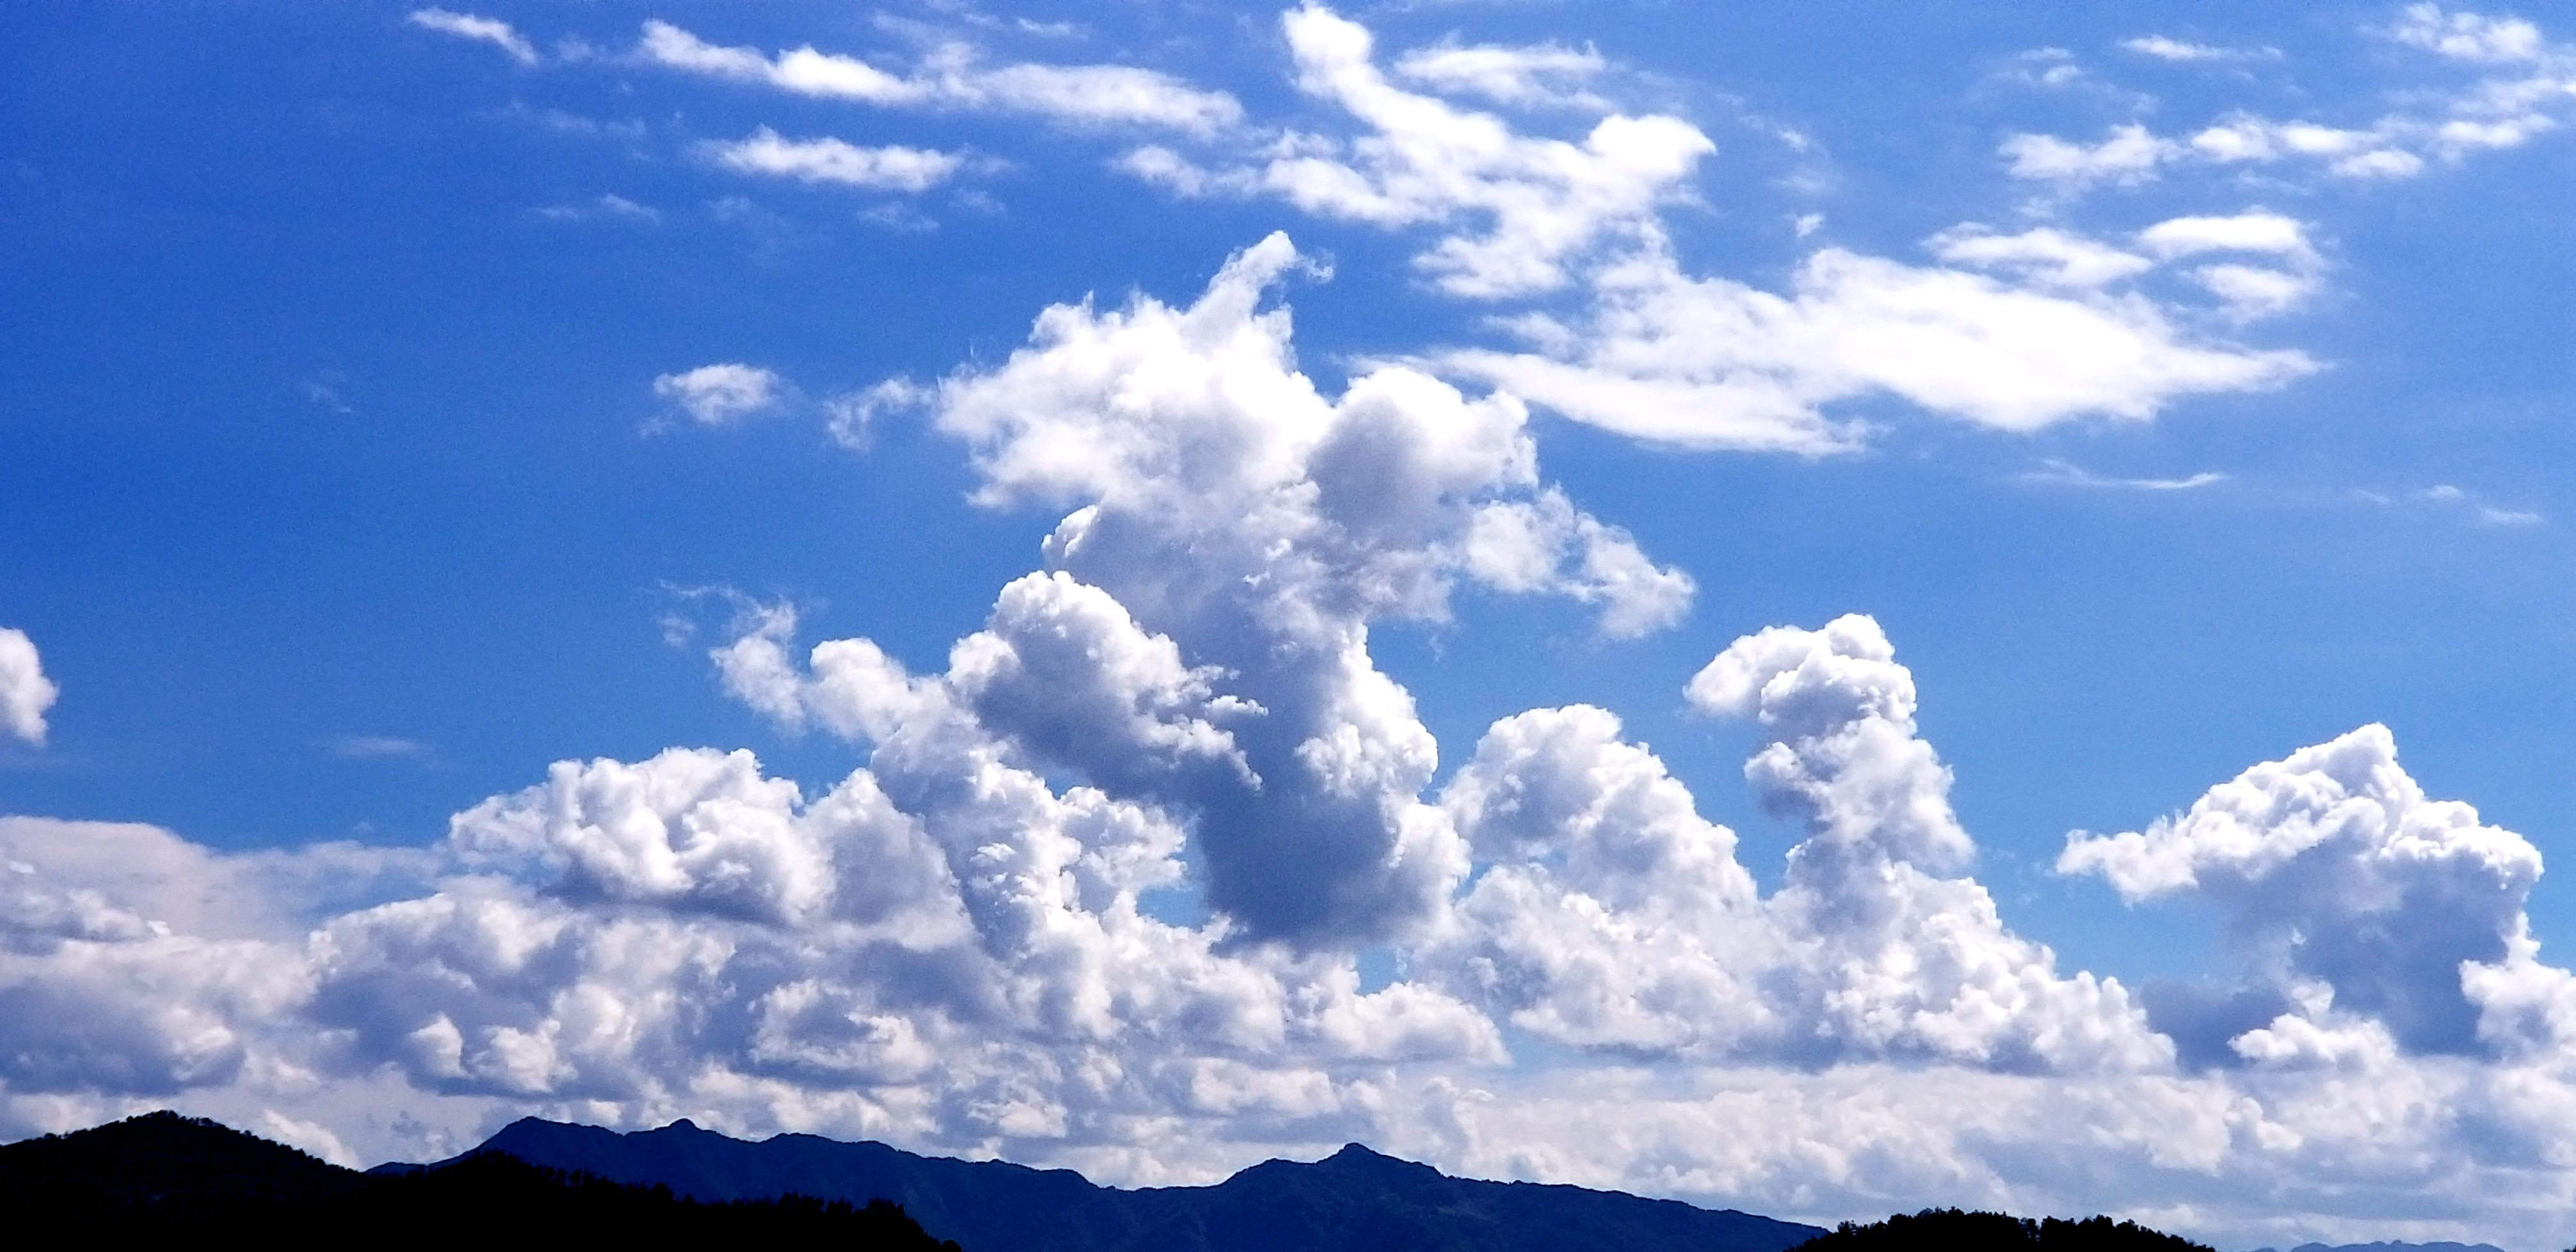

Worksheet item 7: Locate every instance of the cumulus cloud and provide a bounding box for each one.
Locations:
[1122,6,1713,298]
[701,130,965,192]
[636,20,1241,135]
[652,363,790,426]
[725,234,1690,945]
[407,8,538,66]
[2060,725,2553,1057]
[0,629,57,747]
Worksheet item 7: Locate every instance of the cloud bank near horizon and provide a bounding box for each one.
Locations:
[4,240,2575,1250]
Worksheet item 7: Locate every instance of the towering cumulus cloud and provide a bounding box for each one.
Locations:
[733,234,1690,945]
[2061,726,2561,1059]
[6,239,2576,1247]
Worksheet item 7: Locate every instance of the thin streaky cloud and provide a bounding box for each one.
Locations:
[325,735,431,760]
[2121,34,2279,63]
[407,8,539,66]
[635,20,1242,135]
[2020,459,2228,491]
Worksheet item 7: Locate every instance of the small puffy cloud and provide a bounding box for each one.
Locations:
[2391,4,2546,63]
[652,363,789,426]
[703,130,965,192]
[636,20,1241,135]
[450,747,836,927]
[822,377,931,451]
[408,8,538,66]
[2137,211,2324,317]
[2000,123,2180,188]
[0,628,58,747]
[2136,211,2315,260]
[1929,225,2154,289]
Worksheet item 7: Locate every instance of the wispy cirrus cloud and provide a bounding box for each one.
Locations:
[2014,6,2576,190]
[406,8,537,66]
[2120,34,2280,64]
[324,736,431,761]
[2020,459,2228,491]
[1121,6,1712,300]
[636,20,1241,135]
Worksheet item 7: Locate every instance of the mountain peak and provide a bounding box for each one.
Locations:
[454,1117,1825,1252]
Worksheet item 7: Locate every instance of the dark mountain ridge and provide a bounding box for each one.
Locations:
[0,1110,954,1244]
[424,1114,1828,1252]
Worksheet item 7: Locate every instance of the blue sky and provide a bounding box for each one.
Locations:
[4,1,2575,1246]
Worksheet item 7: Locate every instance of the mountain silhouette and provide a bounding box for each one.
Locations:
[0,1110,954,1244]
[432,1115,1828,1252]
[1797,1209,2213,1252]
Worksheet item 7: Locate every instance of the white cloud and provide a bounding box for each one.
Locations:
[1392,39,1609,110]
[2060,724,2550,1055]
[1121,6,1713,298]
[2391,4,2545,64]
[2000,123,2181,188]
[1435,242,2314,449]
[747,234,1690,945]
[408,8,538,66]
[0,629,57,747]
[822,377,931,451]
[2136,211,2315,261]
[2018,8,2576,190]
[2120,35,2276,63]
[702,130,965,193]
[652,363,790,425]
[636,20,1242,135]
[1929,225,2154,289]
[2020,459,2227,491]
[2410,483,2546,527]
